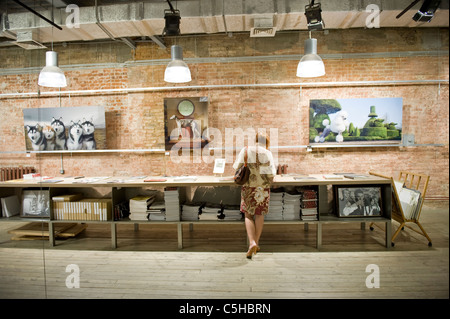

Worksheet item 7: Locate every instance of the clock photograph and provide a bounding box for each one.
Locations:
[164,97,210,151]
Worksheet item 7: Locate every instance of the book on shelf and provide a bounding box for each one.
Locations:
[129,194,157,220]
[343,174,370,179]
[53,198,112,221]
[164,188,180,221]
[181,204,200,221]
[323,174,345,179]
[52,193,83,202]
[129,195,156,214]
[1,195,20,218]
[144,178,167,182]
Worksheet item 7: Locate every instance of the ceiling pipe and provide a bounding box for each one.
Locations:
[12,0,62,30]
[222,0,231,37]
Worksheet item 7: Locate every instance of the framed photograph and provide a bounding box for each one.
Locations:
[309,97,403,146]
[23,106,106,151]
[164,97,210,151]
[335,186,382,217]
[21,190,50,218]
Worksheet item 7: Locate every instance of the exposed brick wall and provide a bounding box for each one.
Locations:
[0,28,448,198]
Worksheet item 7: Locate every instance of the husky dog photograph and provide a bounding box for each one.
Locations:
[51,117,67,150]
[42,125,56,150]
[67,120,84,150]
[26,124,46,151]
[23,106,106,152]
[81,118,97,150]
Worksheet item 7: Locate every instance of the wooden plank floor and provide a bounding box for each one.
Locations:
[0,201,448,299]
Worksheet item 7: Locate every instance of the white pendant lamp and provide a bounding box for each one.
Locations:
[38,51,67,87]
[296,37,325,78]
[164,45,192,83]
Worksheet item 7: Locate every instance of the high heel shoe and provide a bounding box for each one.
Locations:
[255,246,260,254]
[246,245,258,259]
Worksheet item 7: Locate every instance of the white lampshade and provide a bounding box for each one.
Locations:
[38,51,67,87]
[164,45,191,83]
[296,38,325,78]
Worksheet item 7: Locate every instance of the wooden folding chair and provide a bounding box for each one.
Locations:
[369,171,432,247]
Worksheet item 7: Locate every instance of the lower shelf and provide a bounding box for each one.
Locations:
[0,216,391,250]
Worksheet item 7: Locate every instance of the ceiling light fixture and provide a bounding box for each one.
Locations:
[38,51,67,87]
[164,45,191,83]
[38,0,66,88]
[296,33,325,78]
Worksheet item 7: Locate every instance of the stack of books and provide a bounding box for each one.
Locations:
[282,192,301,220]
[266,190,283,220]
[181,204,200,221]
[199,205,221,221]
[147,201,166,221]
[129,194,156,221]
[300,189,318,221]
[164,187,180,221]
[52,194,111,221]
[222,205,242,221]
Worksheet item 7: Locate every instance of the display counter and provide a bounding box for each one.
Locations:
[0,174,392,250]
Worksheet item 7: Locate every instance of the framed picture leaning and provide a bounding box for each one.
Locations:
[335,186,382,217]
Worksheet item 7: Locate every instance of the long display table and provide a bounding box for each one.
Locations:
[0,174,392,250]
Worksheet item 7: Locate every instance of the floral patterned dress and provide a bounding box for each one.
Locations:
[233,146,277,216]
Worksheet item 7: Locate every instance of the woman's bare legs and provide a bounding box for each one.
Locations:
[244,212,257,248]
[254,214,264,246]
[245,213,264,257]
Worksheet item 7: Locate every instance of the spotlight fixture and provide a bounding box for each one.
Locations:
[296,35,325,78]
[38,51,67,88]
[305,1,324,31]
[413,0,441,22]
[164,45,191,83]
[163,0,181,36]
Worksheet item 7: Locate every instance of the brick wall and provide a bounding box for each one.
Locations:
[0,28,448,198]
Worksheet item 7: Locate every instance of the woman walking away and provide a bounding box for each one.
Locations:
[233,132,277,259]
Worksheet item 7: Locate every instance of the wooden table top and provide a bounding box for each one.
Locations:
[0,173,391,188]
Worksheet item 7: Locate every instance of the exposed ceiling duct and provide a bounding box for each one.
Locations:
[0,0,448,49]
[13,30,46,49]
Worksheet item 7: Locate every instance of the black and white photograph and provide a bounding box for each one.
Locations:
[336,186,382,217]
[21,190,50,218]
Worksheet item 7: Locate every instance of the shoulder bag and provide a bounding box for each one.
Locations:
[234,147,250,185]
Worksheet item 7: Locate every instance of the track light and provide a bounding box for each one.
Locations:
[163,0,181,36]
[305,1,324,31]
[413,0,441,22]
